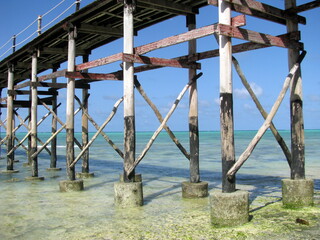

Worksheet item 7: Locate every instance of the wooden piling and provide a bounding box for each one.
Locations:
[66,26,77,181]
[187,14,200,183]
[5,64,16,172]
[81,55,90,174]
[49,68,59,170]
[123,1,136,182]
[218,0,235,193]
[286,0,305,180]
[30,51,39,177]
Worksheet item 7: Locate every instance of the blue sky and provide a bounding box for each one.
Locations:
[0,0,319,132]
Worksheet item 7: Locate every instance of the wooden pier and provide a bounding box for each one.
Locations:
[0,0,318,226]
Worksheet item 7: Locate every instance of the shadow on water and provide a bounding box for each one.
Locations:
[2,149,319,206]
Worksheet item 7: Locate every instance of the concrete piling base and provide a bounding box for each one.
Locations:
[2,170,19,174]
[119,173,142,182]
[25,176,45,181]
[59,179,84,192]
[47,168,62,172]
[114,181,143,207]
[210,190,249,227]
[76,172,95,179]
[181,181,208,198]
[282,179,314,208]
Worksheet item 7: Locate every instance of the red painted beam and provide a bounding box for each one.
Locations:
[122,53,201,69]
[65,72,122,81]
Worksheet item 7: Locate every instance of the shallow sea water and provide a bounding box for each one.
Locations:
[0,130,319,239]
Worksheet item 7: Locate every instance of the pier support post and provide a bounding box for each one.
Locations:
[182,14,208,198]
[25,51,44,181]
[76,54,94,179]
[209,0,248,225]
[282,0,313,207]
[2,64,19,174]
[47,68,61,172]
[59,25,83,191]
[114,0,143,207]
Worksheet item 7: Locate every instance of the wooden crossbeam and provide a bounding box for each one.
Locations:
[122,53,201,69]
[137,0,198,15]
[78,23,123,37]
[217,24,303,50]
[208,0,306,25]
[38,69,67,82]
[65,72,122,81]
[8,90,58,96]
[40,47,88,56]
[135,15,246,55]
[16,62,54,70]
[287,0,320,13]
[76,53,123,71]
[14,80,90,90]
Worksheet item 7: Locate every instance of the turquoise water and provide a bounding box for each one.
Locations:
[0,130,319,239]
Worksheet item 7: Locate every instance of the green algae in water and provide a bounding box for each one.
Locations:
[0,131,319,239]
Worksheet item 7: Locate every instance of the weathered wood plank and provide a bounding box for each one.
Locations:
[76,53,123,71]
[137,0,198,15]
[78,23,123,36]
[122,53,201,69]
[38,69,67,82]
[9,90,58,96]
[217,24,302,50]
[208,0,306,25]
[65,72,122,81]
[289,0,320,13]
[226,0,306,24]
[135,15,246,55]
[208,0,286,25]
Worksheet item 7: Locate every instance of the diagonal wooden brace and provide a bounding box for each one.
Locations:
[227,51,306,179]
[134,77,190,160]
[74,95,124,159]
[31,106,82,159]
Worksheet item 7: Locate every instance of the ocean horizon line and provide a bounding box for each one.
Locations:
[9,129,320,134]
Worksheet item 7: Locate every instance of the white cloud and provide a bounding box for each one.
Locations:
[234,82,263,99]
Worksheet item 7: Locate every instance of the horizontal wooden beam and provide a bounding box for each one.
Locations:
[38,69,67,82]
[0,99,53,108]
[65,72,122,81]
[122,53,201,69]
[217,24,303,50]
[78,23,123,37]
[208,0,306,25]
[14,80,90,90]
[76,53,123,71]
[287,0,320,13]
[40,47,89,56]
[137,0,198,15]
[133,32,294,73]
[15,62,54,70]
[135,15,246,55]
[8,90,58,96]
[33,82,90,89]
